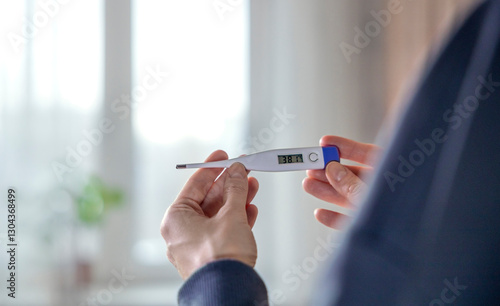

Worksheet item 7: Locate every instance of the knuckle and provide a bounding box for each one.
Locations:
[160,211,177,240]
[160,216,170,238]
[160,222,167,238]
[340,173,363,199]
[347,181,363,197]
[225,183,247,195]
[166,248,176,266]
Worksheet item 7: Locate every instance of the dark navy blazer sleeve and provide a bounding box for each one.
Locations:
[178,260,268,306]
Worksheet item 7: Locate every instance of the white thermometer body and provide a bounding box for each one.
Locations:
[176,146,340,172]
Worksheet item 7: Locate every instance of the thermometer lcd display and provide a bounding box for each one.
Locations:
[278,154,304,164]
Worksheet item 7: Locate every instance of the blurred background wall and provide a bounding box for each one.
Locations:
[0,0,480,305]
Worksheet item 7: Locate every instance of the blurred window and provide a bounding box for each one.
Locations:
[131,0,248,270]
[0,0,103,304]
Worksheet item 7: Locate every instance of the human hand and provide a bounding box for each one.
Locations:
[160,150,260,279]
[303,135,381,229]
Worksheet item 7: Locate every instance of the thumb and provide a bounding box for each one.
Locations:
[220,163,249,218]
[325,162,365,204]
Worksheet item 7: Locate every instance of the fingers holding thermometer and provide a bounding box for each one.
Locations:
[179,150,259,219]
[303,136,382,229]
[320,135,381,166]
[163,152,260,279]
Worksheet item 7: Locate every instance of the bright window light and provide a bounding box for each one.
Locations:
[133,0,247,145]
[132,0,248,267]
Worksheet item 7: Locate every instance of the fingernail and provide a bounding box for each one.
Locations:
[228,163,245,178]
[328,162,346,181]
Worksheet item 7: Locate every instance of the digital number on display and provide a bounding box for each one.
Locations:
[278,154,304,164]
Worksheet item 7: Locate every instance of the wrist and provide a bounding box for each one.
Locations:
[178,239,257,279]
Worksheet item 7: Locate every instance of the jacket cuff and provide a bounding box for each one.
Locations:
[178,259,268,306]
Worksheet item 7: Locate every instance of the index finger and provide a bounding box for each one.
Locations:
[320,135,381,166]
[175,150,228,205]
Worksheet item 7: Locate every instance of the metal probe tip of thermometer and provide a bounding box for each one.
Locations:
[176,146,340,172]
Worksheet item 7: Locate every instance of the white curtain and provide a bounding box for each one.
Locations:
[1,0,248,304]
[0,0,103,304]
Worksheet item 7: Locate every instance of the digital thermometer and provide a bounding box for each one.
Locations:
[176,146,340,172]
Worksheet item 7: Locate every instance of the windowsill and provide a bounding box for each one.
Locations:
[86,280,183,306]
